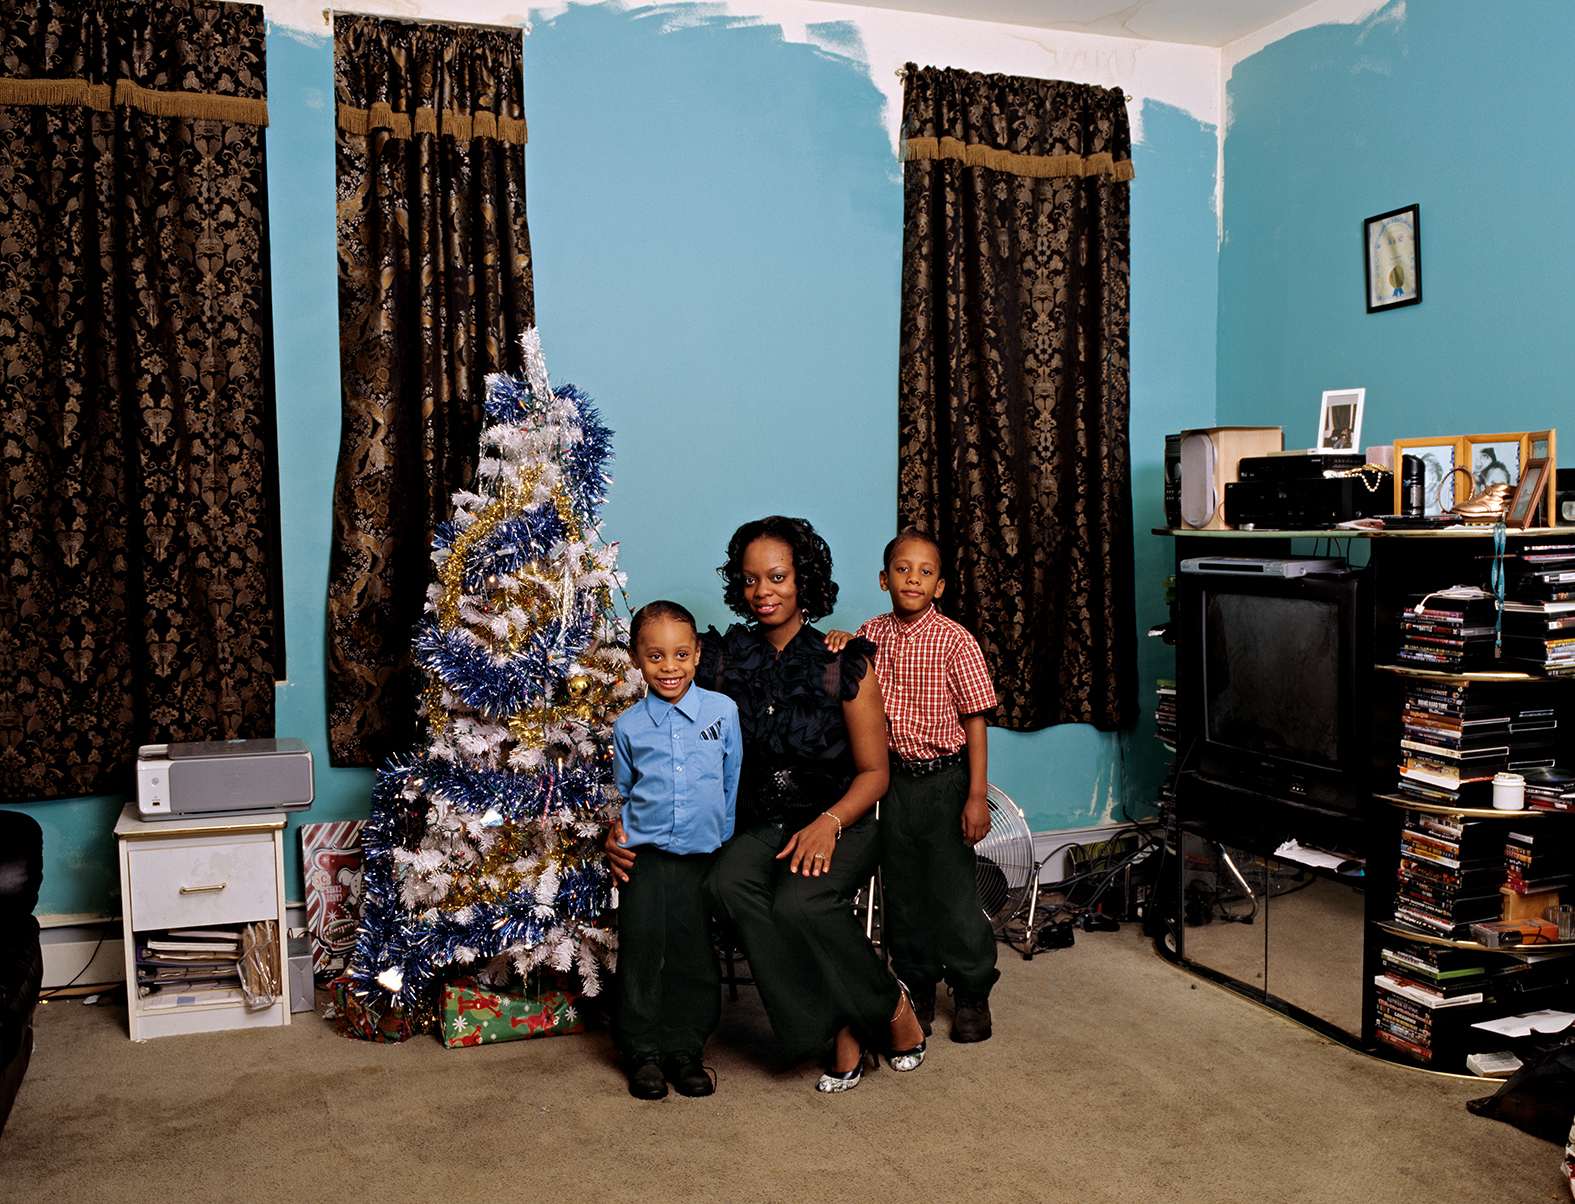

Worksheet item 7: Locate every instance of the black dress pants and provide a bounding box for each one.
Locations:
[614,845,720,1062]
[704,817,898,1060]
[880,761,1001,998]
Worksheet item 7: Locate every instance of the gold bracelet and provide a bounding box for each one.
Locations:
[822,810,842,841]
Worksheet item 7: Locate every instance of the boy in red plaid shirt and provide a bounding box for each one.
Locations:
[854,530,1000,1042]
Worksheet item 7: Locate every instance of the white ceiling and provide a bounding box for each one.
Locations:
[833,1,1325,47]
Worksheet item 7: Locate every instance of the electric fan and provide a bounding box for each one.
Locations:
[974,785,1042,950]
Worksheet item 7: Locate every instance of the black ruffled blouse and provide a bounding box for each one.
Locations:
[698,623,876,828]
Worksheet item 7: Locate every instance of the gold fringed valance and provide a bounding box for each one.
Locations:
[0,76,268,126]
[0,78,113,110]
[336,101,528,144]
[902,135,1134,182]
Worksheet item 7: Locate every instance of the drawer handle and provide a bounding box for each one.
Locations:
[179,882,227,895]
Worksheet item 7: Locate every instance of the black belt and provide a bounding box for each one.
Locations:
[890,749,966,777]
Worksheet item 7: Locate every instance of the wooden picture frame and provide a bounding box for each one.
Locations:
[1365,204,1421,312]
[1317,388,1365,452]
[1507,457,1551,529]
[1528,430,1558,525]
[1391,437,1457,515]
[1392,430,1558,521]
[1462,432,1525,490]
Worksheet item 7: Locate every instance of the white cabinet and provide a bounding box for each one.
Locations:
[115,803,290,1040]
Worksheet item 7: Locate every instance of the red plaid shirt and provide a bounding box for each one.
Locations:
[855,607,997,761]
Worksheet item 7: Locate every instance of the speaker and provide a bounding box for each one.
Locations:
[1163,433,1183,528]
[1177,426,1283,530]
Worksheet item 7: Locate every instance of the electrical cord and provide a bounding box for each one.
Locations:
[36,920,114,1001]
[1017,829,1163,934]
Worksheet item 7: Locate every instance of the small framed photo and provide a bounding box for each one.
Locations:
[1507,458,1551,529]
[1317,388,1365,452]
[1365,204,1421,313]
[1463,433,1524,492]
[1392,437,1458,515]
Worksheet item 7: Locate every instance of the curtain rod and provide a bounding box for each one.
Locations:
[322,8,530,34]
[893,65,1131,102]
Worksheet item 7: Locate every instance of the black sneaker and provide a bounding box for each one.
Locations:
[909,982,936,1037]
[628,1060,668,1099]
[663,1053,715,1097]
[951,994,993,1043]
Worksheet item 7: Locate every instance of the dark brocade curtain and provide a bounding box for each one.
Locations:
[327,15,534,767]
[898,64,1136,732]
[0,0,279,801]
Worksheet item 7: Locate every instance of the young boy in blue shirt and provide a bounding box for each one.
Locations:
[611,600,741,1099]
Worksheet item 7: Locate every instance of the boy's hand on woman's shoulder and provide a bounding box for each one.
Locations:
[822,629,856,653]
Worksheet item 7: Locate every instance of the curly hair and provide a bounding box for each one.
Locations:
[717,515,839,622]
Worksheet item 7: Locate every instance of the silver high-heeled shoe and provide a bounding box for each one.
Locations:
[816,1047,871,1093]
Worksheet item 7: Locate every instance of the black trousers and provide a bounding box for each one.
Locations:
[614,845,720,1062]
[704,817,898,1060]
[880,760,1001,998]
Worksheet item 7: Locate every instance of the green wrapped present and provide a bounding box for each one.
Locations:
[442,974,584,1048]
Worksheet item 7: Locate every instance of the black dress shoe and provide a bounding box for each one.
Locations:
[951,994,993,1043]
[628,1060,668,1099]
[663,1054,715,1097]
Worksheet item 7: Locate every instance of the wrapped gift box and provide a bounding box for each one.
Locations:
[329,974,428,1043]
[441,974,584,1048]
[300,821,366,981]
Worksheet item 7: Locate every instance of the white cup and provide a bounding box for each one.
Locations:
[1493,771,1526,810]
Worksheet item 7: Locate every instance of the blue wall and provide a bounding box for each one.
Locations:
[18,2,1219,917]
[1218,0,1575,453]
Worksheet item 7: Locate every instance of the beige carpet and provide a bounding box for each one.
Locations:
[2,925,1561,1203]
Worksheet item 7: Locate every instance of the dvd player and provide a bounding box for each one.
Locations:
[1178,556,1345,577]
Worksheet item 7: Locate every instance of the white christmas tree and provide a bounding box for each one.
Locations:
[347,330,642,1017]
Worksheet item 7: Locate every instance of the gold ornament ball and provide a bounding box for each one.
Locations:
[567,675,591,698]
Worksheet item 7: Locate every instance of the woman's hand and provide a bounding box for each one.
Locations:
[777,812,842,877]
[604,816,636,883]
[822,629,856,653]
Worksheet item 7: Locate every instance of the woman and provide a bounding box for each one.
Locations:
[606,516,925,1091]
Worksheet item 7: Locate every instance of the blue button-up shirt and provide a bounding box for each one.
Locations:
[613,682,741,855]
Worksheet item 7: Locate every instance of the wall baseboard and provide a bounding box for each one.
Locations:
[41,925,125,989]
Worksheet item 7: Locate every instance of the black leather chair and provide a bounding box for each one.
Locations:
[0,810,44,1137]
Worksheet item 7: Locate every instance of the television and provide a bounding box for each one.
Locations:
[1176,564,1373,834]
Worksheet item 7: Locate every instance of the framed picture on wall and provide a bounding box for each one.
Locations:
[1365,204,1421,312]
[1392,437,1457,515]
[1317,388,1365,451]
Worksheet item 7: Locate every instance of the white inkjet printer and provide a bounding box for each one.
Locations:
[137,738,315,819]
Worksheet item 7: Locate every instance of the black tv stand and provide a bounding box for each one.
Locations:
[1157,525,1575,1070]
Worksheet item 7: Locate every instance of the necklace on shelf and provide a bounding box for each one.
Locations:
[1327,463,1391,494]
